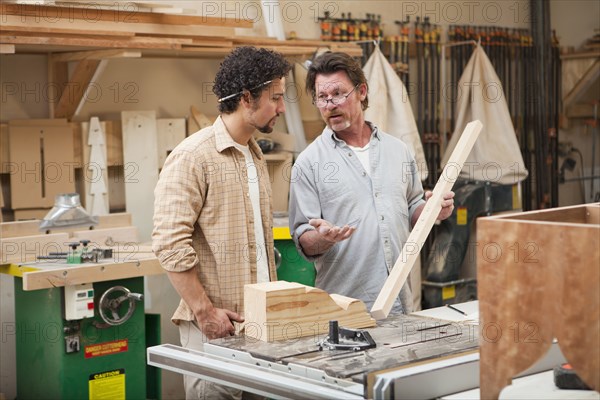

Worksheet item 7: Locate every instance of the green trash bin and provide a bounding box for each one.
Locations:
[273,226,315,287]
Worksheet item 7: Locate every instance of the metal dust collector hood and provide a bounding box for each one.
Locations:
[39,193,99,231]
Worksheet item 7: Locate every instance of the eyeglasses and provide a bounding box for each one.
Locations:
[217,80,273,103]
[313,84,359,108]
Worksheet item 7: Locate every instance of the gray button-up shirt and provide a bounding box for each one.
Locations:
[289,122,425,313]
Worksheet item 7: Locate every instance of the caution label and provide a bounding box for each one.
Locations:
[85,339,128,359]
[89,368,125,400]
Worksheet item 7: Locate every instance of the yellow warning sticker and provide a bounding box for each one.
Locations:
[442,285,456,300]
[456,207,467,225]
[89,369,125,400]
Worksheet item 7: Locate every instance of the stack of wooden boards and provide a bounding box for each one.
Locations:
[0,2,362,57]
[244,281,376,342]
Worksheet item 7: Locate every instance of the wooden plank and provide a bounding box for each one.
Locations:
[563,59,600,110]
[244,281,376,342]
[0,34,187,50]
[13,208,50,221]
[586,204,600,225]
[488,203,600,226]
[71,121,83,165]
[121,111,159,242]
[265,153,293,213]
[188,38,234,48]
[107,166,125,212]
[0,3,252,28]
[0,24,135,37]
[156,118,186,167]
[51,49,141,62]
[0,14,235,38]
[72,226,139,246]
[81,117,109,215]
[80,120,122,166]
[0,124,9,173]
[371,120,483,320]
[105,120,123,166]
[1,212,132,238]
[478,205,599,398]
[1,233,69,264]
[48,58,68,122]
[8,119,75,209]
[188,106,212,135]
[54,59,101,119]
[0,43,15,53]
[22,257,163,290]
[561,51,600,60]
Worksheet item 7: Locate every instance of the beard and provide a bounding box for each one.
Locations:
[254,115,278,133]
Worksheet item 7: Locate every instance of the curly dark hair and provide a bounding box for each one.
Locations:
[213,46,292,113]
[305,51,369,111]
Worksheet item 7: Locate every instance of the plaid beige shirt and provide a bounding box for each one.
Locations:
[152,116,277,323]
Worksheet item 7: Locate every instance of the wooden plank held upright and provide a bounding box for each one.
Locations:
[370,120,483,320]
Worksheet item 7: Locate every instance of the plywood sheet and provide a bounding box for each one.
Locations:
[264,153,293,213]
[156,118,186,167]
[0,124,9,173]
[8,119,75,209]
[121,111,158,242]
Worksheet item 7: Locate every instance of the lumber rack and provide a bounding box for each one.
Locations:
[0,2,362,120]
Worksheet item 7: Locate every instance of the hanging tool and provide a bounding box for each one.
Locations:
[415,17,424,142]
[402,17,410,89]
[340,13,348,42]
[318,11,332,41]
[449,25,457,133]
[347,12,356,43]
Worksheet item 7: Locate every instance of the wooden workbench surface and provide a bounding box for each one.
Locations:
[2,252,163,291]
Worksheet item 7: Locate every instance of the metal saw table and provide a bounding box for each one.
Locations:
[148,302,486,399]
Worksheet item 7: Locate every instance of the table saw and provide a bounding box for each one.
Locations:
[147,301,567,399]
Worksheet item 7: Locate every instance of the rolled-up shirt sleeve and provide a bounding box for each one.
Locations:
[288,159,321,262]
[152,150,205,272]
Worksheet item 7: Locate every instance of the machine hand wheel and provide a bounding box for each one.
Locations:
[98,285,143,326]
